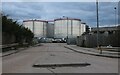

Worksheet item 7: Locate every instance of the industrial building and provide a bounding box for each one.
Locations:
[23,20,48,38]
[80,22,86,35]
[23,17,87,43]
[54,18,82,39]
[47,23,54,38]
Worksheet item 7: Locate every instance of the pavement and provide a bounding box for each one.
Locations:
[2,43,119,58]
[1,43,42,57]
[2,43,118,73]
[64,45,120,58]
[1,47,29,57]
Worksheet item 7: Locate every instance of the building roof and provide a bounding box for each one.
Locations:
[23,20,48,23]
[54,18,81,21]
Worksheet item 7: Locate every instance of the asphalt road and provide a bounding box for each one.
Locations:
[2,43,118,73]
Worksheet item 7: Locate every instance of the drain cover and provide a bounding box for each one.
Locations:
[33,63,90,68]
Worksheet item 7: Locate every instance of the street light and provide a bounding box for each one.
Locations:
[63,16,68,39]
[63,16,69,43]
[96,0,99,47]
[43,22,44,37]
[114,7,117,27]
[66,17,69,44]
[33,19,35,34]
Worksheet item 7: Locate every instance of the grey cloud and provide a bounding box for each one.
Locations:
[2,2,44,19]
[2,2,117,27]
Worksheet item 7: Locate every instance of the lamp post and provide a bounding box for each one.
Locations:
[114,7,117,27]
[96,0,99,47]
[71,20,73,36]
[33,19,35,34]
[67,17,68,40]
[43,22,44,37]
[63,16,68,40]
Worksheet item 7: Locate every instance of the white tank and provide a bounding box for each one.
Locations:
[23,20,48,38]
[80,22,86,35]
[23,21,33,32]
[54,18,81,39]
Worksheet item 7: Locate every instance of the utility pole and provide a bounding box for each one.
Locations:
[114,7,117,27]
[71,20,73,36]
[33,19,35,34]
[79,21,81,36]
[96,0,99,47]
[43,22,44,37]
[67,17,68,40]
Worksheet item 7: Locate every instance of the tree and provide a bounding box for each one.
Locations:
[2,14,34,45]
[86,25,90,33]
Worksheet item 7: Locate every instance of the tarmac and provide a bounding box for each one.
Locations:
[1,44,120,58]
[1,43,42,57]
[64,45,120,58]
[2,43,118,73]
[1,47,28,57]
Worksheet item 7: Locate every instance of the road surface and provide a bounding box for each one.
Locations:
[2,43,118,73]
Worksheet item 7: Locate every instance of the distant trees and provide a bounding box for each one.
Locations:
[2,14,34,45]
[86,25,90,33]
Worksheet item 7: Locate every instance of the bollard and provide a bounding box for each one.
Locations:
[98,45,102,54]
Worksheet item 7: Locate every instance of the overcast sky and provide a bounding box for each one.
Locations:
[2,2,118,27]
